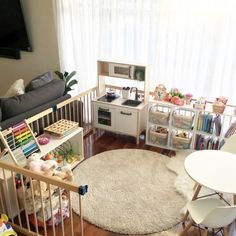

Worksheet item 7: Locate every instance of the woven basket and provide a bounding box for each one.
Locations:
[149,127,168,146]
[212,104,226,114]
[149,109,170,125]
[172,113,194,129]
[172,135,191,149]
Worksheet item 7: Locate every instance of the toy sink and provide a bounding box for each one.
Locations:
[122,99,142,107]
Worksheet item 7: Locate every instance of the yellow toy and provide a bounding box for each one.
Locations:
[0,214,17,236]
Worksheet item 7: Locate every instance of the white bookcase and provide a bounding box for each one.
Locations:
[146,100,236,151]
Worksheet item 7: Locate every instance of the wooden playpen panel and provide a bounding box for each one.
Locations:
[0,92,98,235]
[0,161,86,236]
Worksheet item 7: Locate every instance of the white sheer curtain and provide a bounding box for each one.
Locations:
[53,0,236,103]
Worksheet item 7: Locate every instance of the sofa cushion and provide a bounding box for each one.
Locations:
[1,79,65,120]
[25,71,53,92]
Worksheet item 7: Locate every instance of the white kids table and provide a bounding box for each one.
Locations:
[183,150,236,223]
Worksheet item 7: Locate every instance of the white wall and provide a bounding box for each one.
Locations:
[0,0,60,96]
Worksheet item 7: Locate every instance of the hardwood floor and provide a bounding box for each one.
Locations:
[35,130,235,236]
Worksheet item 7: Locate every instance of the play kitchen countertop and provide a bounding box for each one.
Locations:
[93,94,147,110]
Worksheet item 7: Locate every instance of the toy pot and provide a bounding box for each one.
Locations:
[185,95,193,105]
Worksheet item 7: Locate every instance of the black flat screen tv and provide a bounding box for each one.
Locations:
[0,0,32,53]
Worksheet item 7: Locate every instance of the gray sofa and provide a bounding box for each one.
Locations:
[0,78,70,130]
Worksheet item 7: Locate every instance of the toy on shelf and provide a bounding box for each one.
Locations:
[0,214,17,236]
[53,149,64,163]
[27,153,58,175]
[62,141,77,164]
[212,96,228,114]
[167,88,185,106]
[43,150,64,163]
[193,97,206,110]
[43,152,56,161]
[154,84,167,101]
[44,119,79,138]
[37,134,50,145]
[185,93,193,105]
[0,120,40,165]
[55,141,80,165]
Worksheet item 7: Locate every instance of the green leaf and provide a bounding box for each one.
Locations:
[67,79,78,88]
[64,71,69,77]
[54,71,64,80]
[65,71,76,84]
[65,87,73,94]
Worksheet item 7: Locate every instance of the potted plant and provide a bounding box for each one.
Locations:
[54,70,78,95]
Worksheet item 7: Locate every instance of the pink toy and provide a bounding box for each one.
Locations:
[27,153,58,174]
[37,134,50,145]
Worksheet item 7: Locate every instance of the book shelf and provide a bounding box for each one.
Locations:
[146,100,236,151]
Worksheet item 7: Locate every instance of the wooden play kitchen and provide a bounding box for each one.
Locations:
[92,60,149,144]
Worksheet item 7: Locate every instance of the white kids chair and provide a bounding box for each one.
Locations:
[180,198,236,236]
[221,134,236,154]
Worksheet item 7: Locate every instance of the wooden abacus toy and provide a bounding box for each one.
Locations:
[0,120,41,165]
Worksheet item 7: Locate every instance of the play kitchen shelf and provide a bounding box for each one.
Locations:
[97,60,149,103]
[146,100,236,151]
[93,60,149,144]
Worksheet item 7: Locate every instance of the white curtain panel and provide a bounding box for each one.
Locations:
[53,0,236,103]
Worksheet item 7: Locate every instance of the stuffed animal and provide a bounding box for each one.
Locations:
[54,164,73,182]
[27,153,58,174]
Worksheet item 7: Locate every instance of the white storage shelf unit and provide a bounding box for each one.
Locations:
[146,101,236,151]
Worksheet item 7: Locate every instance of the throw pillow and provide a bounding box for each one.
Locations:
[25,71,53,92]
[4,79,25,98]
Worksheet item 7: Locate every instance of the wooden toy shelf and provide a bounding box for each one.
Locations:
[0,125,84,169]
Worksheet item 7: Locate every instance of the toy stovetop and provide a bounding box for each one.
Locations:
[44,119,79,138]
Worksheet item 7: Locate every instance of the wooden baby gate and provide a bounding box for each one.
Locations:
[0,92,95,236]
[0,159,87,236]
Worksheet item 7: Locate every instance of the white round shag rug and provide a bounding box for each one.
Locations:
[72,149,185,235]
